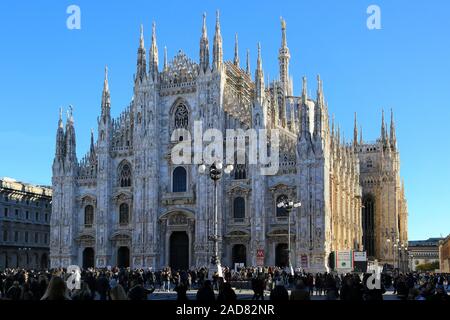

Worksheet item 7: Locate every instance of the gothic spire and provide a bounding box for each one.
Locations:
[360,126,363,145]
[136,24,147,82]
[149,21,159,80]
[316,74,324,106]
[199,13,210,73]
[234,33,239,68]
[390,109,397,149]
[163,46,168,72]
[278,17,291,96]
[246,49,251,76]
[65,105,77,163]
[302,76,308,101]
[273,81,279,126]
[55,107,65,159]
[101,66,111,117]
[89,128,96,163]
[353,112,358,147]
[212,10,223,71]
[255,42,265,101]
[314,75,324,140]
[381,109,389,145]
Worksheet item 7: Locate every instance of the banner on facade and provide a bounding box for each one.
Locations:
[256,249,264,266]
[336,250,353,270]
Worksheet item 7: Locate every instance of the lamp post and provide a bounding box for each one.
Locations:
[199,161,233,280]
[277,197,301,276]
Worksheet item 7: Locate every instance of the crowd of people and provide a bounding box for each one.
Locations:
[0,266,449,301]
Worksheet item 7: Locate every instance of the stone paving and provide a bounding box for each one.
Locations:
[148,288,400,301]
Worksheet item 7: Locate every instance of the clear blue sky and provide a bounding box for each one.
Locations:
[0,0,449,240]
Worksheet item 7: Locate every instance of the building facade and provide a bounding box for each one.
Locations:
[50,13,408,272]
[439,235,450,273]
[0,178,52,269]
[408,238,442,272]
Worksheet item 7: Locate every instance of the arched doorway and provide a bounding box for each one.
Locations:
[169,232,189,271]
[275,243,289,267]
[83,247,95,269]
[232,244,247,266]
[40,253,48,269]
[117,247,130,268]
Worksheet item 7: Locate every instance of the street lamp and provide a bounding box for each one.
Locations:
[277,198,301,276]
[199,161,233,280]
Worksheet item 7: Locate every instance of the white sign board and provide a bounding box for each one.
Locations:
[353,251,367,262]
[336,250,353,270]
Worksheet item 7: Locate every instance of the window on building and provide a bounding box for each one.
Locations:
[4,207,8,217]
[34,232,38,243]
[174,104,189,129]
[119,162,132,187]
[14,231,19,242]
[25,232,28,243]
[233,197,246,221]
[35,212,39,221]
[26,211,29,220]
[44,233,48,244]
[234,164,247,180]
[172,167,187,192]
[45,213,49,222]
[15,209,19,217]
[84,205,94,227]
[3,230,7,242]
[119,203,129,225]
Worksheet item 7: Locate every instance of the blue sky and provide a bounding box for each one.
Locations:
[0,0,449,240]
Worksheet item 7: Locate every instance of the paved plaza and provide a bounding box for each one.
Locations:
[148,288,400,301]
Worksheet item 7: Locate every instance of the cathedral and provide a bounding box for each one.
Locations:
[50,12,408,272]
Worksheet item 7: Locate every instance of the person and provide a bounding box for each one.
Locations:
[174,283,189,302]
[95,272,110,300]
[6,281,22,300]
[109,280,128,300]
[128,279,155,301]
[270,279,289,301]
[41,276,71,300]
[324,274,339,300]
[289,279,310,300]
[430,285,449,302]
[196,280,216,302]
[217,282,237,303]
[251,276,265,300]
[71,281,93,300]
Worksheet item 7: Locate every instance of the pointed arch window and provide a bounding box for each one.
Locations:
[233,197,245,221]
[84,205,94,227]
[119,203,129,225]
[174,104,189,129]
[172,166,187,192]
[118,162,132,187]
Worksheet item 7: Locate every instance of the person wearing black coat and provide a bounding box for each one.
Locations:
[270,280,289,301]
[196,280,216,302]
[217,282,237,303]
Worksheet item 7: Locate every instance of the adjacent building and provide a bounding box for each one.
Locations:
[439,235,450,273]
[50,13,408,272]
[0,177,52,269]
[408,238,442,271]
